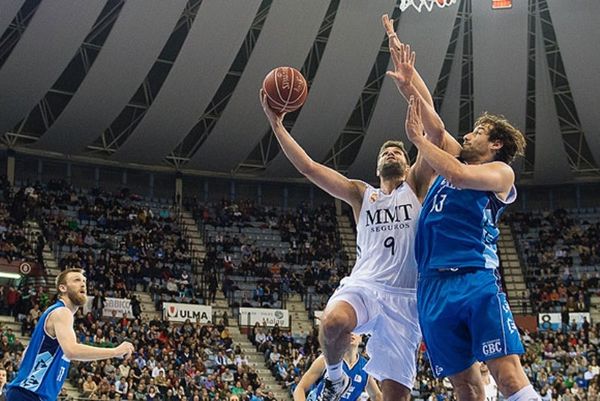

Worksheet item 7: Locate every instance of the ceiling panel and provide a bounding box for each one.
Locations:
[186,0,331,171]
[348,6,458,181]
[33,0,188,152]
[113,0,263,163]
[0,0,26,34]
[547,0,600,165]
[265,0,397,177]
[0,0,106,135]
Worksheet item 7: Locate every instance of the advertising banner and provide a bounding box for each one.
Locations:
[538,313,561,331]
[239,307,289,327]
[163,302,212,323]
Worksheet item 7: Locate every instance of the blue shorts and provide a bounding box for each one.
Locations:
[5,387,41,401]
[417,269,524,378]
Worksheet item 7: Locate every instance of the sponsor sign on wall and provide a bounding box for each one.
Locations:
[239,307,289,327]
[163,302,212,323]
[84,297,133,318]
[538,313,561,331]
[568,312,591,329]
[538,312,592,331]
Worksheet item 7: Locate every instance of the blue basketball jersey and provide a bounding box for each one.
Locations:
[416,174,515,275]
[7,300,71,401]
[308,356,369,401]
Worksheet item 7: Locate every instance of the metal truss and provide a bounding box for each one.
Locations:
[458,0,473,136]
[409,0,463,161]
[431,1,463,113]
[233,0,341,174]
[522,0,537,175]
[165,0,274,170]
[537,0,598,174]
[4,0,125,147]
[321,1,404,174]
[0,0,42,68]
[86,0,204,156]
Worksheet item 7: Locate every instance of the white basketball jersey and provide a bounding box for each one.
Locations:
[484,375,499,401]
[349,182,421,291]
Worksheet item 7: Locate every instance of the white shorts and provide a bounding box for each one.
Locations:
[326,278,421,389]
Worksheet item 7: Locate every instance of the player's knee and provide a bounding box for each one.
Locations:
[382,381,411,401]
[320,310,352,339]
[384,391,410,401]
[453,380,485,401]
[488,356,529,396]
[495,370,527,396]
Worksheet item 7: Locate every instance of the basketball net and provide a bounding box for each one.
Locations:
[399,0,457,12]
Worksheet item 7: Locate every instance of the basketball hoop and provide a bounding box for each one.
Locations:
[399,0,457,12]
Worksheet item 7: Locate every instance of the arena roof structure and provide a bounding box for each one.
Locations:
[0,0,598,185]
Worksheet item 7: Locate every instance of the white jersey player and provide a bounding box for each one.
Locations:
[481,363,499,401]
[259,15,449,401]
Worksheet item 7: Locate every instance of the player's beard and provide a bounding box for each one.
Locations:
[67,287,88,306]
[379,160,406,180]
[459,145,481,163]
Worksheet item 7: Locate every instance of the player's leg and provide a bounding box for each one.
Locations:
[486,355,539,401]
[364,290,420,401]
[418,273,486,401]
[318,299,357,377]
[318,286,372,401]
[448,364,485,401]
[381,380,411,401]
[468,270,540,401]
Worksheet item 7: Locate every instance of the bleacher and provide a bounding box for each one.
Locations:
[509,207,600,314]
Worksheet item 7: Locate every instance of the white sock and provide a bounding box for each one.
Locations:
[507,385,541,401]
[326,361,343,382]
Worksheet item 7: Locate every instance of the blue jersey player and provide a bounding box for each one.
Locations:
[5,268,134,401]
[401,94,540,401]
[294,335,381,401]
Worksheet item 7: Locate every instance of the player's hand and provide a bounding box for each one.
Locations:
[405,96,426,144]
[382,14,401,50]
[113,341,134,359]
[259,89,285,124]
[383,14,416,87]
[387,42,416,88]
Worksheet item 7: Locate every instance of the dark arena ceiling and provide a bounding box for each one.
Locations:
[0,0,599,185]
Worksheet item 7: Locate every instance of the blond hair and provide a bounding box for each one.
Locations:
[56,268,84,294]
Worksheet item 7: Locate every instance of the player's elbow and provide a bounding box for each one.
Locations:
[61,344,77,360]
[292,386,305,401]
[298,160,316,178]
[428,124,446,142]
[444,166,468,188]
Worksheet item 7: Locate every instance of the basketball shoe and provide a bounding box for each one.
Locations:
[317,373,351,401]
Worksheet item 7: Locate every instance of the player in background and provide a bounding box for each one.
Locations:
[294,334,382,401]
[481,363,499,401]
[5,268,134,401]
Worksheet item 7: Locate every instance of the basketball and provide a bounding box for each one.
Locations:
[262,67,308,114]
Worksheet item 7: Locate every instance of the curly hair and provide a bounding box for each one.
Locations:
[475,113,526,164]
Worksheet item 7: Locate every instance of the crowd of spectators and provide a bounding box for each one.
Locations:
[187,198,348,311]
[0,176,39,266]
[248,323,319,396]
[2,180,202,315]
[0,283,44,399]
[6,183,600,401]
[509,209,600,313]
[66,312,281,401]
